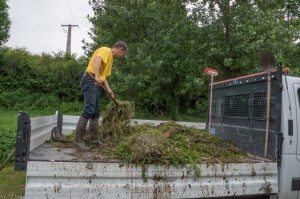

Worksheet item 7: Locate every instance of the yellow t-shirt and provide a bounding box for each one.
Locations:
[86,47,113,81]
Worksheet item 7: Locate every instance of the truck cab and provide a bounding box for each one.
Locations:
[279,75,300,198]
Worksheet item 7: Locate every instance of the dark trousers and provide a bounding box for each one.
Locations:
[80,74,100,119]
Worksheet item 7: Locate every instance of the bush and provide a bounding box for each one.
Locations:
[195,99,207,118]
[0,89,61,110]
[59,101,83,115]
[0,89,30,108]
[32,95,59,110]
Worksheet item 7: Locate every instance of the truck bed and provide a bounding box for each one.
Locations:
[29,142,273,164]
[29,143,123,162]
[18,113,278,198]
[25,142,278,198]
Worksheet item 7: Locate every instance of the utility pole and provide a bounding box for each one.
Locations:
[61,24,78,54]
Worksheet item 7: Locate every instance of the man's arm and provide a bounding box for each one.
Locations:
[94,56,102,86]
[93,56,114,99]
[103,79,114,99]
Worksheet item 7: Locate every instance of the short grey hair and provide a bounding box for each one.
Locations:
[113,41,128,52]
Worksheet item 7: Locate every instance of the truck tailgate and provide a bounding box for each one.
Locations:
[24,161,278,199]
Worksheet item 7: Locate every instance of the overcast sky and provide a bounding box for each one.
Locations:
[5,0,93,56]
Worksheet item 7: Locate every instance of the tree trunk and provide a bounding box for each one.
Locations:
[166,94,179,121]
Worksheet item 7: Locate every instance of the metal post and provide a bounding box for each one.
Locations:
[15,112,31,171]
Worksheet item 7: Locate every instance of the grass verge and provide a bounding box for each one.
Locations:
[0,164,26,199]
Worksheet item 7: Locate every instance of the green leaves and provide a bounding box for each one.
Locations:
[0,48,85,108]
[189,0,300,77]
[86,0,204,119]
[0,0,10,46]
[1,0,294,120]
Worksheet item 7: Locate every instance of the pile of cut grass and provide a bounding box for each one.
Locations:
[53,100,247,167]
[99,100,134,144]
[116,122,247,167]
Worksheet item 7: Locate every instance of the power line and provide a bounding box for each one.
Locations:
[65,0,80,25]
[54,0,69,22]
[41,0,62,24]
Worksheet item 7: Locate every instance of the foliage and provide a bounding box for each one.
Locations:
[187,0,300,78]
[53,121,247,179]
[0,0,10,46]
[0,110,18,163]
[85,0,300,120]
[86,0,205,120]
[0,89,58,110]
[2,0,300,121]
[116,122,246,167]
[0,48,85,105]
[282,42,300,76]
[100,100,134,144]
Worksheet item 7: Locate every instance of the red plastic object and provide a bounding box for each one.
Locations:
[204,68,218,76]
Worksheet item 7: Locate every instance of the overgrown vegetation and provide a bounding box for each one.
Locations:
[0,0,10,46]
[0,48,86,107]
[86,0,300,120]
[100,100,134,144]
[115,122,247,165]
[51,101,247,180]
[2,1,300,121]
[115,121,247,180]
[51,119,248,179]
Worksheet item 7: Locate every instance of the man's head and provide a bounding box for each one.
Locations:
[112,41,128,59]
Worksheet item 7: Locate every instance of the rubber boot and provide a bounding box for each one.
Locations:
[73,116,90,150]
[89,118,107,146]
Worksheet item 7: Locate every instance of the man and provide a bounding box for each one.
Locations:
[74,41,128,150]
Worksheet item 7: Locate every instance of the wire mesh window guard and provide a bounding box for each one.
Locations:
[214,97,222,117]
[224,94,249,117]
[254,92,266,118]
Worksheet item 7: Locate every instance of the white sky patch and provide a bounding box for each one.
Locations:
[5,0,93,56]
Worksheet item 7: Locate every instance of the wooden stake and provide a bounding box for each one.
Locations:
[264,73,271,158]
[208,75,214,133]
[0,147,16,171]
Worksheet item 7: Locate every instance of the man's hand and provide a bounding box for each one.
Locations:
[94,77,103,87]
[108,90,115,99]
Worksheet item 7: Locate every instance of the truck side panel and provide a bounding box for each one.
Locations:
[24,161,278,199]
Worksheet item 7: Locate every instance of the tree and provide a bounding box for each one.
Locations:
[86,0,205,120]
[85,0,300,120]
[0,0,10,46]
[188,0,300,78]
